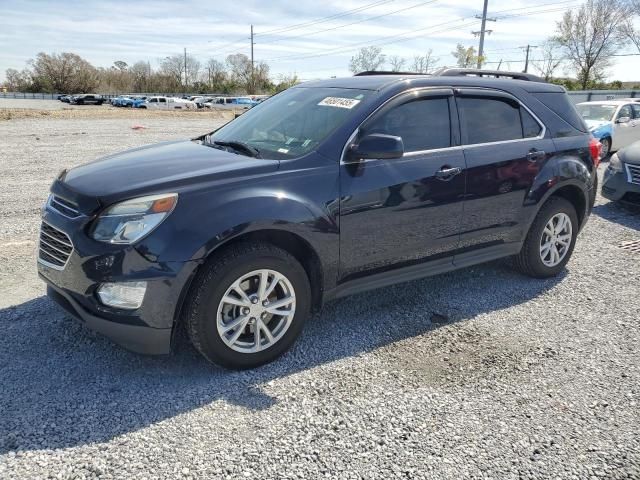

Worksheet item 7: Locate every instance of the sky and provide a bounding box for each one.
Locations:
[1,0,639,83]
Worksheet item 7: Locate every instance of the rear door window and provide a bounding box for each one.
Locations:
[457,96,542,144]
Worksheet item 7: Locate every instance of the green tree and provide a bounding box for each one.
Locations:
[554,0,628,89]
[452,44,485,68]
[349,46,386,73]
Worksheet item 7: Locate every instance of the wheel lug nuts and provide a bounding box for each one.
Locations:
[262,300,269,306]
[251,298,258,304]
[261,312,267,319]
[249,317,256,324]
[242,307,250,315]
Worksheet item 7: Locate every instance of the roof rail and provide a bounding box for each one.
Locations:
[354,70,427,76]
[434,68,545,83]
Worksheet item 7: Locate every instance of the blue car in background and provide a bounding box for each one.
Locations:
[131,97,148,108]
[110,96,129,107]
[576,101,640,158]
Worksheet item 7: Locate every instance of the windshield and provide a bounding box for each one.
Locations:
[211,87,372,159]
[576,104,617,122]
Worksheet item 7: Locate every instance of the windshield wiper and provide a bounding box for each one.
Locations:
[211,140,261,158]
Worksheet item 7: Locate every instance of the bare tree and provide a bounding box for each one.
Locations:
[4,68,33,91]
[226,53,252,87]
[206,58,227,88]
[388,55,406,72]
[532,41,565,81]
[554,0,628,89]
[130,61,152,92]
[160,53,199,89]
[349,46,386,73]
[452,44,484,68]
[30,52,98,93]
[412,49,440,73]
[622,18,640,52]
[274,73,300,93]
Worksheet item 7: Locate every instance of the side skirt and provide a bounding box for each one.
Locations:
[325,242,522,302]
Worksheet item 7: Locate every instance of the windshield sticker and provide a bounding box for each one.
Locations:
[318,97,361,109]
[278,148,290,154]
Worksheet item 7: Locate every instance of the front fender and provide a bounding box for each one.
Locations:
[193,188,338,260]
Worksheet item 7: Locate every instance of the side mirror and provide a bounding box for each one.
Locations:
[616,116,631,124]
[346,133,404,163]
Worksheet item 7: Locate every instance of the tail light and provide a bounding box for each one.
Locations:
[589,136,602,168]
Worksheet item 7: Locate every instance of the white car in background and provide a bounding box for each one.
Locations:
[576,100,640,157]
[141,96,197,110]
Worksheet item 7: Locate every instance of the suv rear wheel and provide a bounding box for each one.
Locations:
[514,196,578,278]
[184,242,311,369]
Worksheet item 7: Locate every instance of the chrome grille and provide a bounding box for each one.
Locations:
[628,164,640,186]
[38,222,73,270]
[49,195,81,218]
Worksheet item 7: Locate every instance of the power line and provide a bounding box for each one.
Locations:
[264,16,475,62]
[256,0,395,37]
[266,3,575,64]
[257,0,438,46]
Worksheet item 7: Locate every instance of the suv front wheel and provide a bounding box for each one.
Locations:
[184,242,311,369]
[514,196,578,278]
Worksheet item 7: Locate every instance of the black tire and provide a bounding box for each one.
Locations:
[600,137,611,160]
[589,168,598,209]
[513,196,578,278]
[184,242,311,369]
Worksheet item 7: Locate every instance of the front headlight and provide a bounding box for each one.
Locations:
[608,153,623,174]
[91,193,177,244]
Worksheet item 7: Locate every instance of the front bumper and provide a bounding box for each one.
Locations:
[37,208,199,355]
[45,283,173,354]
[602,165,640,205]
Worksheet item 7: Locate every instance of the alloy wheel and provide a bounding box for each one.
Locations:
[539,213,573,267]
[216,269,296,353]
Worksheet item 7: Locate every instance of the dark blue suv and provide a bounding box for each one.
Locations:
[38,69,599,369]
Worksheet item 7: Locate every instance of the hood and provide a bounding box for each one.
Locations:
[618,141,640,166]
[584,119,611,131]
[57,140,279,207]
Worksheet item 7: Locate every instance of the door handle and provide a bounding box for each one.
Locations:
[527,149,546,162]
[435,166,462,180]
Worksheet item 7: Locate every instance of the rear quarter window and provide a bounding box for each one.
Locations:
[533,92,587,133]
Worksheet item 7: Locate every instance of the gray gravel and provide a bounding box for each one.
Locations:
[1,115,639,479]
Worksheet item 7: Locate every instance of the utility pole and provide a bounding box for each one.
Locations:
[250,25,255,92]
[521,44,538,73]
[184,47,188,89]
[472,0,496,69]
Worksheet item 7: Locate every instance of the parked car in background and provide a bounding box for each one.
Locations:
[602,140,640,207]
[141,96,196,110]
[38,69,598,369]
[576,101,640,158]
[111,96,134,107]
[131,96,148,108]
[190,96,211,108]
[211,96,258,111]
[59,95,73,103]
[70,94,104,105]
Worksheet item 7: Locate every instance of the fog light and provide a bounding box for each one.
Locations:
[97,281,147,309]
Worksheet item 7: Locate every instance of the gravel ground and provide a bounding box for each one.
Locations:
[0,114,639,479]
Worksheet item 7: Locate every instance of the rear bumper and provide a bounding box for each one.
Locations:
[45,282,172,355]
